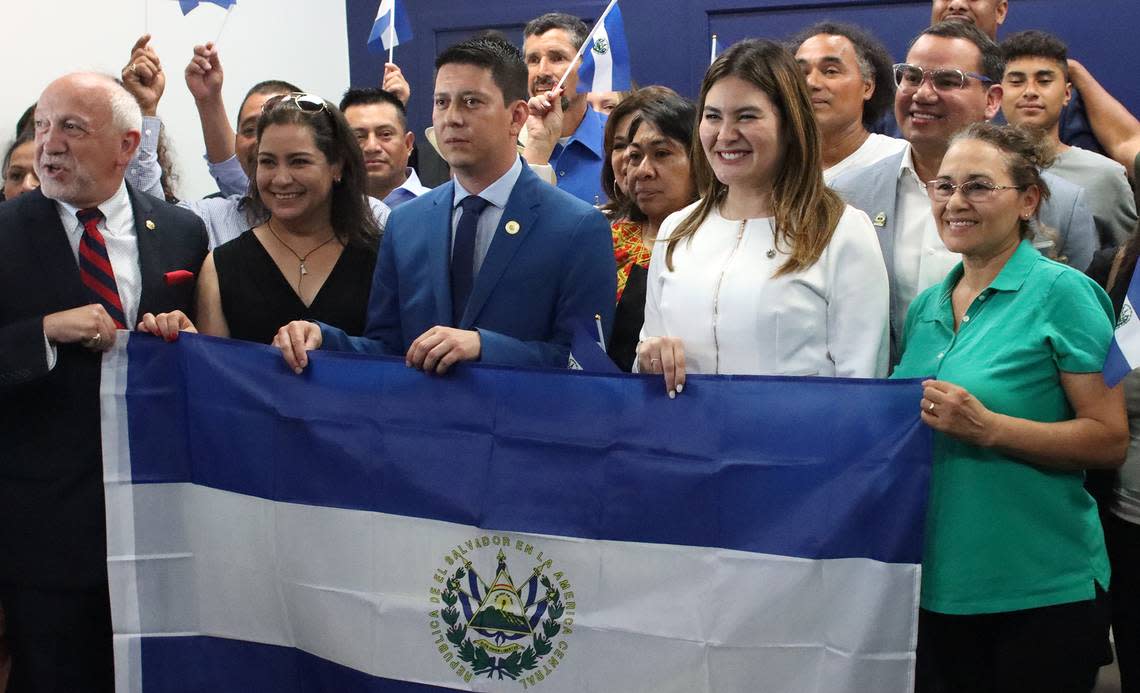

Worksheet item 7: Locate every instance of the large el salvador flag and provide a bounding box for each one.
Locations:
[368,0,413,54]
[577,2,632,94]
[102,333,930,692]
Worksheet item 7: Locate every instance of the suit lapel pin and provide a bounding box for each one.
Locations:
[873,212,886,228]
[505,220,520,235]
[145,219,157,230]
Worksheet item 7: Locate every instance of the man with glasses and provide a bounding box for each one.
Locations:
[1000,30,1136,250]
[273,35,615,373]
[831,21,1096,358]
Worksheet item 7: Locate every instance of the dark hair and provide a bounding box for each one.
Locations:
[237,80,303,123]
[338,87,408,131]
[3,129,34,174]
[523,13,590,51]
[155,130,180,203]
[913,21,1004,84]
[15,104,35,137]
[1000,30,1070,79]
[1,130,35,201]
[790,21,896,129]
[625,93,698,223]
[601,86,674,218]
[435,36,529,105]
[949,122,1055,243]
[669,39,845,276]
[245,97,380,248]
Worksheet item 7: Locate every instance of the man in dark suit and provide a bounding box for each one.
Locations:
[275,36,615,374]
[0,72,207,691]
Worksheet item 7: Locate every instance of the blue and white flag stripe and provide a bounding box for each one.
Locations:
[177,0,235,15]
[577,3,632,94]
[367,0,412,53]
[103,334,929,692]
[1104,276,1140,386]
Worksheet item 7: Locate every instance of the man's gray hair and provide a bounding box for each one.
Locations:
[107,79,143,134]
[523,13,590,51]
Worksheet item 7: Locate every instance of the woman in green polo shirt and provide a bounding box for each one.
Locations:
[892,122,1128,693]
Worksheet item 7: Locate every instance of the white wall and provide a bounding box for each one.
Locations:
[1,0,352,200]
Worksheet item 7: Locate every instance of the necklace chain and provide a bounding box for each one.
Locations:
[267,220,338,286]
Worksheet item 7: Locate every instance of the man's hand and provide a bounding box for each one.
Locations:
[122,34,166,116]
[405,326,481,374]
[383,63,411,105]
[523,86,566,165]
[185,43,224,104]
[272,321,324,374]
[43,305,119,352]
[137,311,197,342]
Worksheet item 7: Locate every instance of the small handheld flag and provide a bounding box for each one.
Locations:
[1103,265,1140,386]
[368,0,413,61]
[178,0,235,15]
[576,1,631,94]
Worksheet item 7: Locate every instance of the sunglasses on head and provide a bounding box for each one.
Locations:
[262,92,329,114]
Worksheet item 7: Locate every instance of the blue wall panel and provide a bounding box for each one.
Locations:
[343,0,1138,142]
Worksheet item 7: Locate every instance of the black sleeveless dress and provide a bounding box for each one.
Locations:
[213,231,377,344]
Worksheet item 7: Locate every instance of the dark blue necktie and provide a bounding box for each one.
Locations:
[450,195,490,325]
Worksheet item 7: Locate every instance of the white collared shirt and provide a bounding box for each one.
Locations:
[54,180,142,326]
[892,145,960,331]
[450,156,523,277]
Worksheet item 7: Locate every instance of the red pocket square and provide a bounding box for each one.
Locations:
[164,270,195,286]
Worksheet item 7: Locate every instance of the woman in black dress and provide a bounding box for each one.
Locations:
[140,93,380,343]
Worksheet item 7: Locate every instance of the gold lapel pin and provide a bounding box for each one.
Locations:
[505,220,520,235]
[873,212,886,228]
[145,219,156,230]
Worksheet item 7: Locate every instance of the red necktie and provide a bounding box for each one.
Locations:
[76,208,127,329]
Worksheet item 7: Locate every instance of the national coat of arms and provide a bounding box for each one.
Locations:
[429,536,574,687]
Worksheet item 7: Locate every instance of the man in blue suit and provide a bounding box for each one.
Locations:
[830,21,1096,355]
[275,35,615,373]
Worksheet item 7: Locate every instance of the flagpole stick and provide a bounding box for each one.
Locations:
[553,0,619,92]
[144,0,149,35]
[710,34,718,65]
[388,17,395,64]
[594,314,605,348]
[214,5,233,48]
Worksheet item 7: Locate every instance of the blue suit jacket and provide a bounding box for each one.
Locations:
[321,162,616,368]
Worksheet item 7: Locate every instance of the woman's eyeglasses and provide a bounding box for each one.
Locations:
[893,63,993,92]
[925,179,1026,203]
[262,92,328,114]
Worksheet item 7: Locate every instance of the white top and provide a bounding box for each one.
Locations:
[823,133,908,184]
[893,144,960,332]
[640,201,890,378]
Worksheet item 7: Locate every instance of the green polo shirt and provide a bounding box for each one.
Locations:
[892,240,1114,615]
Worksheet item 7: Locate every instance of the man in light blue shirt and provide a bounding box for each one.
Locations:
[519,13,608,205]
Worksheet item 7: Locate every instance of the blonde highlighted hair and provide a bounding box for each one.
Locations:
[666,39,845,275]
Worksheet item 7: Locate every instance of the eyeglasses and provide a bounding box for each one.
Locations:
[893,63,993,92]
[261,92,329,114]
[925,179,1025,203]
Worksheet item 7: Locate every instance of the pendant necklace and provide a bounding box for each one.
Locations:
[267,220,338,286]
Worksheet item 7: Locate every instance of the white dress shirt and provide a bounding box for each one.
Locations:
[641,201,890,378]
[892,145,961,331]
[823,133,908,184]
[45,181,141,368]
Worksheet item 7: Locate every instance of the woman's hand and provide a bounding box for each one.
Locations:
[137,311,197,342]
[637,337,687,399]
[920,379,999,446]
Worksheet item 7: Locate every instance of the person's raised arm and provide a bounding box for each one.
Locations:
[121,34,167,200]
[185,44,240,171]
[1068,59,1140,173]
